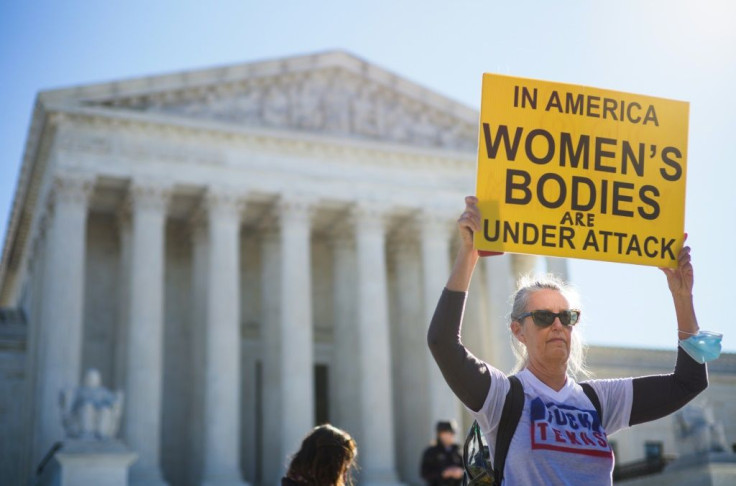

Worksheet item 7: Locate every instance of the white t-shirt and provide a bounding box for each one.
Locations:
[471,365,634,485]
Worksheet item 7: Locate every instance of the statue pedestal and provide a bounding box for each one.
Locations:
[39,439,137,486]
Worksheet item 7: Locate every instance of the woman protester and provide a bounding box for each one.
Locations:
[427,196,720,485]
[282,424,358,486]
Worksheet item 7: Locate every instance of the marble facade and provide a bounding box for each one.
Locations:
[0,51,734,486]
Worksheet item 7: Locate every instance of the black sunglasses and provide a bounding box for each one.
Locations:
[517,309,581,327]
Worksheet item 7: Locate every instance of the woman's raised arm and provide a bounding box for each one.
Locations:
[427,196,493,413]
[630,240,708,425]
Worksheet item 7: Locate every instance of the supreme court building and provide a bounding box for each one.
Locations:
[1,51,734,486]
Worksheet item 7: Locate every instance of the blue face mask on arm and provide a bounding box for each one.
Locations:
[679,330,723,364]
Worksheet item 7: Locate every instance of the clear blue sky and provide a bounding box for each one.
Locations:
[1,1,734,351]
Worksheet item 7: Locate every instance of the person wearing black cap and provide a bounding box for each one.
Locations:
[420,420,464,486]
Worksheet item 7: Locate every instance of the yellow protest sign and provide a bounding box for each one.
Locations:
[474,74,689,267]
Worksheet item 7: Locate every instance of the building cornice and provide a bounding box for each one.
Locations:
[3,50,485,302]
[0,101,475,303]
[587,345,736,374]
[50,103,477,168]
[37,50,478,124]
[0,101,54,303]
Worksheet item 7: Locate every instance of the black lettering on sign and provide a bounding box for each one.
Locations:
[594,138,617,173]
[482,220,578,249]
[541,225,556,247]
[587,96,601,118]
[613,232,627,254]
[505,169,532,204]
[599,231,612,252]
[560,212,595,227]
[571,177,596,211]
[661,238,676,260]
[626,102,642,123]
[582,230,599,252]
[484,124,677,180]
[560,226,576,249]
[660,147,683,181]
[537,173,566,208]
[622,141,645,177]
[560,133,590,169]
[611,182,635,218]
[522,223,539,244]
[514,85,538,109]
[482,123,524,160]
[626,234,642,256]
[643,105,659,126]
[644,237,659,258]
[578,230,676,260]
[546,91,562,112]
[543,91,659,126]
[638,186,660,220]
[526,129,556,164]
[566,93,584,115]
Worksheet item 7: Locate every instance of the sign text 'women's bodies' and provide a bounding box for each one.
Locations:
[474,74,689,267]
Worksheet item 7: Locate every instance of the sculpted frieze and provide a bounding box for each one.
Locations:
[118,68,476,151]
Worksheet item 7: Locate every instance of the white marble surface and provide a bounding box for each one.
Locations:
[123,182,169,486]
[2,51,734,486]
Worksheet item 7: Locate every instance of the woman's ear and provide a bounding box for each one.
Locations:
[511,320,525,344]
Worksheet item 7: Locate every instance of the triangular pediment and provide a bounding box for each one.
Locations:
[43,51,478,151]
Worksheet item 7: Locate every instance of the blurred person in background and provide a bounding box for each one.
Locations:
[420,420,464,486]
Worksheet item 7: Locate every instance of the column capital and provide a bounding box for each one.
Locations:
[277,195,315,224]
[326,213,355,249]
[418,209,455,238]
[258,215,281,242]
[48,171,95,208]
[115,208,132,234]
[329,229,355,249]
[351,202,391,232]
[33,209,53,245]
[511,253,537,277]
[203,187,246,220]
[388,234,417,258]
[28,211,52,274]
[126,179,172,213]
[188,217,208,245]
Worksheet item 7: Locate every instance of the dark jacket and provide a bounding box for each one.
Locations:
[421,443,464,486]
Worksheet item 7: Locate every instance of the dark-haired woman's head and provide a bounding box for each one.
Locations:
[286,424,358,486]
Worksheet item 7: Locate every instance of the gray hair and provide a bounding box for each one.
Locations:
[508,273,589,379]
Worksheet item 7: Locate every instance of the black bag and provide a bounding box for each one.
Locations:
[462,375,524,485]
[461,376,603,486]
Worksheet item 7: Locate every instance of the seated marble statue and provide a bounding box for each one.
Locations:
[59,368,124,440]
[674,402,729,455]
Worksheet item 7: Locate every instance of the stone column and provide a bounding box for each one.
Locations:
[201,190,248,486]
[330,230,360,439]
[278,198,314,462]
[189,220,208,485]
[390,236,428,485]
[24,214,50,484]
[115,214,132,392]
[483,254,517,374]
[259,222,283,484]
[419,213,460,427]
[510,254,537,277]
[34,172,93,467]
[353,204,403,486]
[546,257,569,281]
[123,181,170,486]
